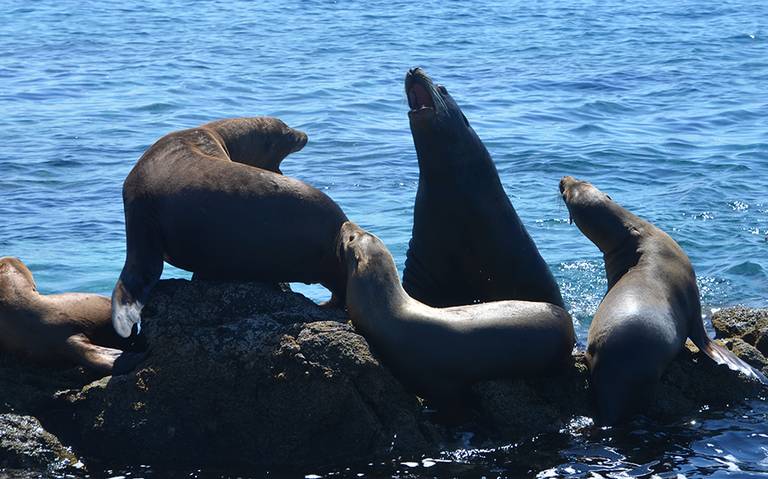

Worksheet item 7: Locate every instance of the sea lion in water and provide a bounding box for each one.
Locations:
[0,257,139,375]
[402,68,564,309]
[338,221,575,405]
[559,176,767,424]
[112,117,347,338]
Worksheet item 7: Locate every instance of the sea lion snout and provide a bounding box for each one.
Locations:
[337,221,362,262]
[559,176,576,194]
[405,67,436,115]
[290,130,308,153]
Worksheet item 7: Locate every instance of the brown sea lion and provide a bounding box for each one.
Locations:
[0,257,139,375]
[112,117,346,338]
[559,176,767,425]
[338,221,575,405]
[402,67,564,309]
[198,117,307,173]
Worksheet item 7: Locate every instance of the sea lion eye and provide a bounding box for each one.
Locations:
[606,195,612,200]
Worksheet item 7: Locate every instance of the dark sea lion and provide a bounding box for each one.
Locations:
[339,221,575,405]
[402,68,564,309]
[112,118,346,338]
[0,257,138,375]
[559,176,767,424]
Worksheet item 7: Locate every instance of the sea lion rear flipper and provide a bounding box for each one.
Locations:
[66,334,140,376]
[698,338,768,385]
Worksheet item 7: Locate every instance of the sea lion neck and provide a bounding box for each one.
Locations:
[411,124,502,187]
[602,230,642,289]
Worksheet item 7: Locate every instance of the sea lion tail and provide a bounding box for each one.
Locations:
[698,338,768,385]
[111,279,144,338]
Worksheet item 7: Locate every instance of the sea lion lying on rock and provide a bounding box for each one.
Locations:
[338,221,575,407]
[0,257,139,375]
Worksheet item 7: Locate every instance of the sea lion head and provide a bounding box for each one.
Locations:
[256,118,308,172]
[337,221,400,284]
[405,68,483,164]
[405,67,470,130]
[559,176,632,253]
[207,117,308,173]
[0,257,37,297]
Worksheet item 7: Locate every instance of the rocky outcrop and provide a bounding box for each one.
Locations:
[58,280,440,469]
[470,331,766,438]
[0,414,79,472]
[712,307,768,365]
[2,280,766,473]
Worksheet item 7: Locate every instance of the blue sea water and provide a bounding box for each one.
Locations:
[1,0,767,477]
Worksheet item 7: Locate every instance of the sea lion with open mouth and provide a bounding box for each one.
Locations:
[403,68,564,309]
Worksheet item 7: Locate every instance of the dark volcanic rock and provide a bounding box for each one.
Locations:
[471,354,592,437]
[0,414,79,471]
[712,307,768,345]
[5,279,765,472]
[713,307,768,375]
[0,352,97,416]
[61,280,439,469]
[470,332,768,436]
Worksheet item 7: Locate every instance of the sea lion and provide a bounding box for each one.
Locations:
[338,221,575,405]
[198,117,307,173]
[112,118,347,338]
[559,176,767,424]
[402,67,564,309]
[0,257,139,375]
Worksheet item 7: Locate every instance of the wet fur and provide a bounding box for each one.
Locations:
[560,176,766,425]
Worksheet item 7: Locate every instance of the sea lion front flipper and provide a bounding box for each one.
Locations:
[112,205,164,338]
[65,334,142,375]
[697,338,768,385]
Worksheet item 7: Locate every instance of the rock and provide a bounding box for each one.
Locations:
[60,280,440,469]
[0,352,98,416]
[7,278,766,472]
[471,354,591,437]
[652,341,763,419]
[0,414,80,472]
[712,307,768,345]
[468,330,768,435]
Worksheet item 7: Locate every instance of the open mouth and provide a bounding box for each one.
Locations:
[406,68,436,114]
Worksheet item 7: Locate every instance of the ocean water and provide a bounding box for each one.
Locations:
[1,0,767,477]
